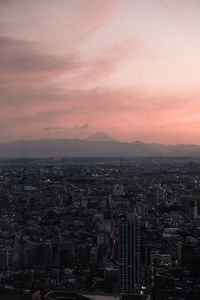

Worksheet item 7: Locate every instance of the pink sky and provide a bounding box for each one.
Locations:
[1,0,200,144]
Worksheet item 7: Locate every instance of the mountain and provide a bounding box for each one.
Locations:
[0,138,199,158]
[85,132,116,142]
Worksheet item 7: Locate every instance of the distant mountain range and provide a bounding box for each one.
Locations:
[0,133,200,158]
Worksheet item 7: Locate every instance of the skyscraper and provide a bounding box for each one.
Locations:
[118,213,140,295]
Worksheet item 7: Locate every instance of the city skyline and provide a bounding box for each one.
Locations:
[1,0,200,144]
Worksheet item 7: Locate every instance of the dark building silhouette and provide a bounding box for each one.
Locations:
[118,214,140,294]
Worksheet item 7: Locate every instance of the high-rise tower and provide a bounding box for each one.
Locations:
[118,213,140,294]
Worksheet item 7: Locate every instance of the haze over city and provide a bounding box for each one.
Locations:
[1,0,200,144]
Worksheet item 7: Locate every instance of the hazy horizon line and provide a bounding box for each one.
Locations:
[1,137,200,147]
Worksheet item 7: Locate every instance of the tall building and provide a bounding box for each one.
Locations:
[118,213,140,295]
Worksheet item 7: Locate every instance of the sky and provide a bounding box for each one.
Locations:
[1,0,200,144]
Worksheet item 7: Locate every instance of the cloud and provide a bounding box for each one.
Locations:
[0,0,15,6]
[0,36,138,119]
[43,123,89,131]
[0,0,139,144]
[43,127,65,131]
[0,37,79,74]
[1,82,200,144]
[75,123,89,129]
[4,109,69,128]
[0,36,133,92]
[0,0,116,57]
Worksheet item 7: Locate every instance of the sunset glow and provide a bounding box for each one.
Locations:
[1,0,200,144]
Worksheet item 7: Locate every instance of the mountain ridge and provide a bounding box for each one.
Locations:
[0,137,200,158]
[85,131,117,142]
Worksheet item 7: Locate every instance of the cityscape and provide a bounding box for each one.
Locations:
[0,157,199,299]
[1,0,200,299]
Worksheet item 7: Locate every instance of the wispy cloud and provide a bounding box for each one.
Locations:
[0,37,79,74]
[0,0,15,6]
[78,123,89,129]
[43,123,89,131]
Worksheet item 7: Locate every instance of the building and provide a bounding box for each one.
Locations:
[0,290,40,300]
[118,214,140,295]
